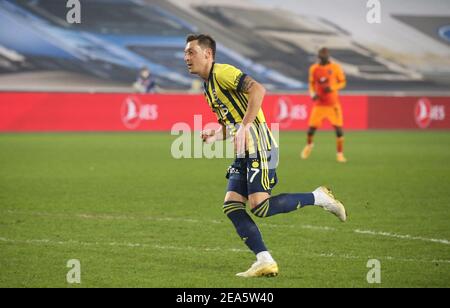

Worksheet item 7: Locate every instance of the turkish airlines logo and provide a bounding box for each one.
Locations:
[121,96,158,129]
[414,98,445,129]
[275,97,308,128]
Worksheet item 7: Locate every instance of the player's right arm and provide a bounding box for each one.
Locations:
[309,65,319,100]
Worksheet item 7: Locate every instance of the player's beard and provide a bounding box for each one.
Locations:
[319,57,330,65]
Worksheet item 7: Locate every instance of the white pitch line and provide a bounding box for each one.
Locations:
[2,209,450,246]
[5,210,202,224]
[259,222,337,231]
[3,209,336,231]
[0,236,449,264]
[0,237,248,253]
[354,229,450,246]
[314,253,450,264]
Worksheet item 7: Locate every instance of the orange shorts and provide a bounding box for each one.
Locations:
[309,104,344,128]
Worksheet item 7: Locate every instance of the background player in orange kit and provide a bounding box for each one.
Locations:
[301,47,347,163]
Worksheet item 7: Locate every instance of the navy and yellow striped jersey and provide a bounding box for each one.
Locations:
[203,63,277,153]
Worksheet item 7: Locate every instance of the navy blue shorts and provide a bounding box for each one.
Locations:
[226,149,278,198]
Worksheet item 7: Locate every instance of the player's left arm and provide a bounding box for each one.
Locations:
[332,64,347,91]
[234,75,266,155]
[215,66,265,155]
[240,75,266,127]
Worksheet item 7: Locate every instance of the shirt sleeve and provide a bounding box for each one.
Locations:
[215,64,247,92]
[309,64,317,97]
[334,63,346,91]
[336,64,346,82]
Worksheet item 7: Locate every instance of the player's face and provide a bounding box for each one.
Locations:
[318,49,330,64]
[141,69,150,78]
[184,41,210,75]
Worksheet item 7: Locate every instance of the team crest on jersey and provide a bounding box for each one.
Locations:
[251,161,260,169]
[212,88,219,102]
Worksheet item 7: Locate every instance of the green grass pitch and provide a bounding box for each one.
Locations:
[0,131,449,287]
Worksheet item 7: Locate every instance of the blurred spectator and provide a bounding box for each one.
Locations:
[133,66,157,93]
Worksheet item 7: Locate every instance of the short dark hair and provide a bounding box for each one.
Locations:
[186,34,216,59]
[318,47,329,55]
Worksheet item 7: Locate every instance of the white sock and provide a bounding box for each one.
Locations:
[256,251,275,263]
[312,188,324,206]
[312,190,319,206]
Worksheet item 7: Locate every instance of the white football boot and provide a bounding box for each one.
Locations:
[313,186,347,222]
[236,260,279,278]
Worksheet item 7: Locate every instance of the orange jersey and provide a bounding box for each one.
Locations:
[309,62,346,106]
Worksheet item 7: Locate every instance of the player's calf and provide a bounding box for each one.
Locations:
[249,189,346,222]
[250,193,315,218]
[223,201,268,254]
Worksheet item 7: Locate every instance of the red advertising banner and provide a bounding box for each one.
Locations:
[263,95,368,130]
[368,96,450,129]
[0,93,216,132]
[0,92,368,132]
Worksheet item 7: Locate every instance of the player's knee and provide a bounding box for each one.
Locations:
[248,200,260,211]
[308,127,317,136]
[335,126,344,138]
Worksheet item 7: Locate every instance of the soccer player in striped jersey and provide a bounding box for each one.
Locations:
[184,34,347,278]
